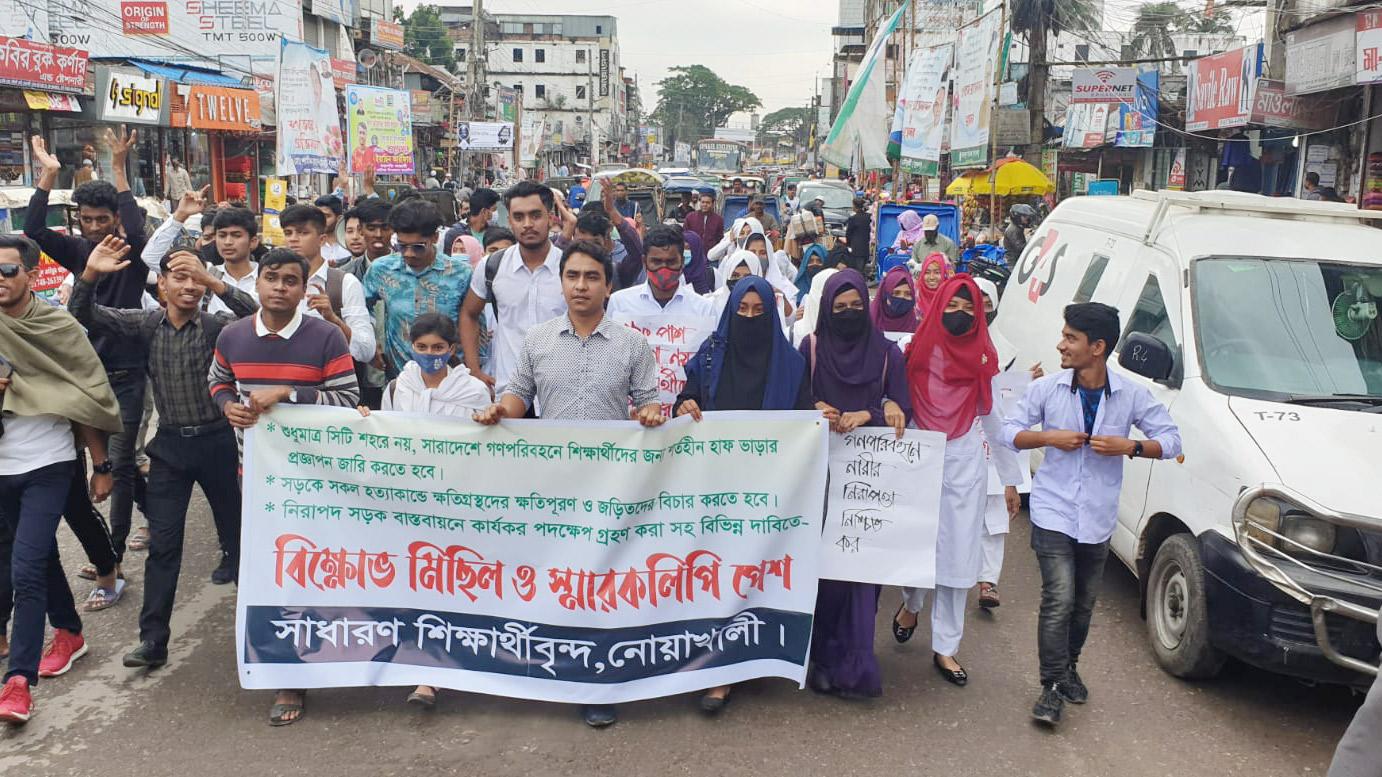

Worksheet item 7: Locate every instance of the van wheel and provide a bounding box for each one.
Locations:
[1146,534,1226,679]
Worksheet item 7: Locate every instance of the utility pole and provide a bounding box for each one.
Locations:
[464,0,485,184]
[587,64,596,166]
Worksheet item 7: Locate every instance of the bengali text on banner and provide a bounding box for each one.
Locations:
[237,407,828,704]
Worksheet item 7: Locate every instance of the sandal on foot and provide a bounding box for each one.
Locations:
[891,603,917,644]
[77,564,98,581]
[127,528,151,552]
[269,693,306,726]
[83,579,126,612]
[406,690,436,708]
[978,583,1001,609]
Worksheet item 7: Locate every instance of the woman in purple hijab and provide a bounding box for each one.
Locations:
[871,265,920,333]
[682,230,714,294]
[798,269,911,697]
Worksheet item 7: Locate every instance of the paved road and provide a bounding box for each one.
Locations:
[1,492,1363,777]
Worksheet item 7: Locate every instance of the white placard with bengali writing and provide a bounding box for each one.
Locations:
[614,314,715,418]
[238,407,827,704]
[819,428,946,589]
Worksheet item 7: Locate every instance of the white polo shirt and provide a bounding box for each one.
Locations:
[301,260,376,364]
[468,242,566,392]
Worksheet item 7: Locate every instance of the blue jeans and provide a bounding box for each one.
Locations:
[0,460,82,685]
[106,368,148,562]
[1031,524,1109,686]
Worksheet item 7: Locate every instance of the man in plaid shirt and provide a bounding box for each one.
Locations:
[71,236,257,669]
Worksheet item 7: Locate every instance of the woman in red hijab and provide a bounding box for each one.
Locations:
[908,252,951,318]
[891,274,1020,688]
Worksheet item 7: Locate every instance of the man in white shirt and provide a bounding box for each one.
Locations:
[141,185,212,273]
[205,207,260,315]
[314,195,352,266]
[278,204,376,367]
[606,225,714,320]
[459,181,565,398]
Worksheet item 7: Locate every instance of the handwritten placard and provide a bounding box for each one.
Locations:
[986,368,1033,494]
[819,428,946,588]
[238,407,827,704]
[615,314,715,417]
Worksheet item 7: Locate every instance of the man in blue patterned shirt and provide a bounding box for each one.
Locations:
[363,199,472,380]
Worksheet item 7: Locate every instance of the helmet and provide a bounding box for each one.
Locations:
[1010,203,1037,226]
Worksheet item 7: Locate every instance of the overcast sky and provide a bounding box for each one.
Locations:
[397,0,1263,124]
[398,0,837,120]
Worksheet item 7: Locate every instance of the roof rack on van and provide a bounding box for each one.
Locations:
[1129,189,1382,246]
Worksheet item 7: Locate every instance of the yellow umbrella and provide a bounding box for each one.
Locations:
[947,158,1056,196]
[945,170,987,196]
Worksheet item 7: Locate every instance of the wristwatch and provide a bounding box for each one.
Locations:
[91,460,113,475]
[1129,441,1144,459]
[287,388,298,404]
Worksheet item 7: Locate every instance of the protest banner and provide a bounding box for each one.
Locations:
[238,407,828,704]
[819,428,946,589]
[612,314,715,418]
[276,39,342,176]
[346,85,415,175]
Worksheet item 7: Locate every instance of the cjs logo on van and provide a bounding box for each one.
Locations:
[1015,229,1065,302]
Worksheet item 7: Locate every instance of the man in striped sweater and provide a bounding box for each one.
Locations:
[206,247,358,727]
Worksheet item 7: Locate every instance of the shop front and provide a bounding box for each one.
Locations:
[168,83,264,206]
[0,36,90,187]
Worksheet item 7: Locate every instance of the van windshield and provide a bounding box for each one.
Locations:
[1194,257,1382,399]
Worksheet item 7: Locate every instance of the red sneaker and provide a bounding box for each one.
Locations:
[0,676,32,724]
[37,629,87,678]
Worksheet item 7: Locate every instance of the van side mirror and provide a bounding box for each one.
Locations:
[1118,332,1174,381]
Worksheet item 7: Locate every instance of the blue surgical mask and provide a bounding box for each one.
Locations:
[412,350,448,374]
[885,295,914,318]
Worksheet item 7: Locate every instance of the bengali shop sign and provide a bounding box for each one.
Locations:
[371,18,405,50]
[820,429,945,588]
[613,314,715,418]
[0,36,88,94]
[237,407,828,703]
[1357,11,1382,85]
[346,85,415,175]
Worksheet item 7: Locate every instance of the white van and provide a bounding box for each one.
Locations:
[991,189,1381,687]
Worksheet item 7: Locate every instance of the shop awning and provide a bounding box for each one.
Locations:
[127,59,244,87]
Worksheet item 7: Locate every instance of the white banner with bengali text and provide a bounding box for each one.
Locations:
[613,314,715,418]
[819,428,946,589]
[237,407,827,704]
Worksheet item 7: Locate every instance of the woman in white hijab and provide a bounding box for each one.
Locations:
[707,249,792,326]
[790,267,838,347]
[708,216,766,263]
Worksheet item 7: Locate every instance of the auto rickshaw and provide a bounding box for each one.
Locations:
[586,168,665,223]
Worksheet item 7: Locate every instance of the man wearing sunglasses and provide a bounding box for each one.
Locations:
[363,199,472,381]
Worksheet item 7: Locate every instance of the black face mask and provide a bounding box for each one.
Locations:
[942,310,975,336]
[830,308,868,340]
[726,276,743,293]
[884,295,914,318]
[985,310,997,326]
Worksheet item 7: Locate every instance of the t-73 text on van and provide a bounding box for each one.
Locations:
[992,189,1381,687]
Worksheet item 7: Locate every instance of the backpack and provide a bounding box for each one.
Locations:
[482,247,505,318]
[324,267,345,319]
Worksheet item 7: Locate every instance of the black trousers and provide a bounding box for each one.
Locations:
[138,425,241,649]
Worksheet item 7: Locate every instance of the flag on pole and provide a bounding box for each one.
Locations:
[821,1,909,171]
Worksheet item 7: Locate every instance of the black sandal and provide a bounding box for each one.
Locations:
[891,603,917,644]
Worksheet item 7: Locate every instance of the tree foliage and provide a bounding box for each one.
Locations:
[650,66,761,149]
[756,107,814,147]
[1010,0,1101,147]
[1130,2,1182,59]
[398,5,456,73]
